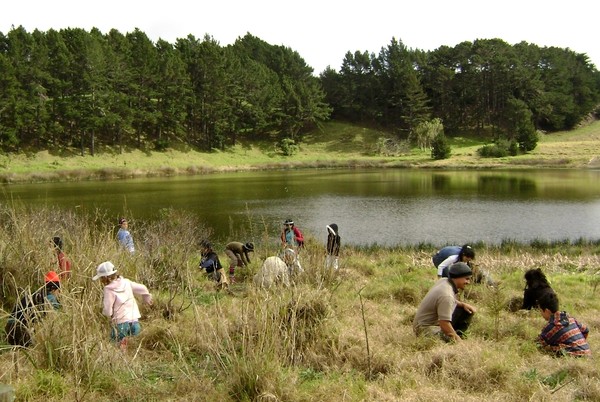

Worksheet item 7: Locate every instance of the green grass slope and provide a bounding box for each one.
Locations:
[1,120,599,183]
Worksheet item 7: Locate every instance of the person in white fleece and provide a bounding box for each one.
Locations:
[93,261,153,350]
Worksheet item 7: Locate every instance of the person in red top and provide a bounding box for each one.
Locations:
[53,236,71,279]
[281,219,304,250]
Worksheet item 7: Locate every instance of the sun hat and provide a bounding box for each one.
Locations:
[93,261,118,281]
[448,262,472,278]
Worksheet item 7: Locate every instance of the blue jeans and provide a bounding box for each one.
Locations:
[111,321,141,342]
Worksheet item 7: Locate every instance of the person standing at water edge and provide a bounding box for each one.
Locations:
[281,219,304,250]
[325,223,341,269]
[93,261,152,351]
[413,262,477,342]
[117,217,135,254]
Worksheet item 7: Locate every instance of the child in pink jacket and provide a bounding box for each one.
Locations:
[93,261,152,350]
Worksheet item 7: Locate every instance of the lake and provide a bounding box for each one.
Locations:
[2,168,600,246]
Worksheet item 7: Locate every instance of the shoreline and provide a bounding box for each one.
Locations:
[2,155,599,185]
[2,120,599,184]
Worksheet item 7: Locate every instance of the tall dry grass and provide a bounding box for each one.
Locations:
[0,204,599,401]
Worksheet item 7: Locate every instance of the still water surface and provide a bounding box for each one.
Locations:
[3,169,600,246]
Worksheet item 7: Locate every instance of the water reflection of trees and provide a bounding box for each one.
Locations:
[478,176,537,197]
[431,174,452,193]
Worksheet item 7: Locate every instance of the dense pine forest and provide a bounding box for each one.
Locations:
[0,26,599,155]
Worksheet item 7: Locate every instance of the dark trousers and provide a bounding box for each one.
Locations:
[451,306,473,336]
[5,320,32,347]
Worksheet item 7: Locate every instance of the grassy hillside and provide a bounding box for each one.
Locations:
[0,206,599,401]
[1,120,599,183]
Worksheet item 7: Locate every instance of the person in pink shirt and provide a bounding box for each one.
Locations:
[92,261,153,350]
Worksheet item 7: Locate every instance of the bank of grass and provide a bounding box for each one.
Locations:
[1,205,599,401]
[1,120,599,183]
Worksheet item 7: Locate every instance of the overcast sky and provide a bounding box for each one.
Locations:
[2,0,598,74]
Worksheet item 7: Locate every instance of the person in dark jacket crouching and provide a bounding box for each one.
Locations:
[199,241,229,291]
[5,271,61,347]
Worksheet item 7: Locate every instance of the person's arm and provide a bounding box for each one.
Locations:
[46,293,60,310]
[130,281,153,305]
[294,228,304,246]
[576,320,589,339]
[102,289,115,317]
[242,250,251,265]
[437,255,457,277]
[537,322,561,353]
[439,320,461,342]
[280,231,287,246]
[456,300,477,314]
[200,255,216,269]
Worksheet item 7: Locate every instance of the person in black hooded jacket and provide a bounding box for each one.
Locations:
[326,223,341,270]
[5,271,61,347]
[199,241,228,291]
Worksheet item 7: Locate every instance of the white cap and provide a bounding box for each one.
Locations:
[93,261,118,280]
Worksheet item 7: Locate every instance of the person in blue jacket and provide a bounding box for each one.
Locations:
[433,245,475,278]
[117,217,135,254]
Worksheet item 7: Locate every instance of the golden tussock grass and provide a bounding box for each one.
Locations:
[0,204,599,401]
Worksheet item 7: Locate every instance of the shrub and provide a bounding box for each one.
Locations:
[374,137,409,156]
[518,127,539,152]
[478,143,509,158]
[279,138,298,156]
[431,132,451,160]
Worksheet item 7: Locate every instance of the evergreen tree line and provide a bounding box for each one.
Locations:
[1,27,599,155]
[321,38,600,147]
[0,27,330,153]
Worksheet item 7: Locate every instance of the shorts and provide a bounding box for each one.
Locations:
[111,321,141,342]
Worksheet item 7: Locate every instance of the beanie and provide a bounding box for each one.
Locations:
[45,271,61,283]
[45,271,61,291]
[448,262,472,278]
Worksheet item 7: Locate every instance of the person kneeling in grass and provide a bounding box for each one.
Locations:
[93,261,153,351]
[5,271,62,347]
[413,262,477,342]
[537,290,591,357]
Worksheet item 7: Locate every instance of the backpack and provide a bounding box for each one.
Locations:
[432,246,462,268]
